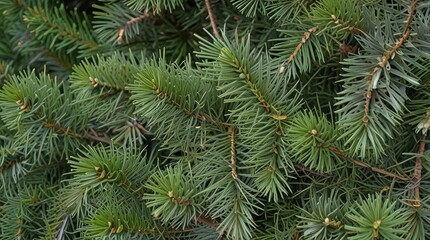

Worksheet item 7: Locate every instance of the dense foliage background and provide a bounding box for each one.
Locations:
[1,0,430,239]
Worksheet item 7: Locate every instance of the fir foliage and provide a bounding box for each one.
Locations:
[1,0,430,239]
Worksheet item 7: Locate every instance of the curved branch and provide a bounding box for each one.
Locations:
[363,0,418,120]
[327,146,409,181]
[204,0,220,39]
[280,26,319,74]
[411,135,426,207]
[117,11,151,44]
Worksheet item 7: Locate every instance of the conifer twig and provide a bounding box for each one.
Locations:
[117,11,151,44]
[327,146,409,181]
[363,0,418,120]
[0,157,25,173]
[229,127,237,179]
[161,227,193,236]
[294,163,332,178]
[294,228,300,240]
[412,135,426,207]
[135,122,149,135]
[42,120,82,138]
[24,8,98,48]
[280,26,319,74]
[234,58,271,113]
[154,86,225,128]
[196,214,220,228]
[330,14,362,35]
[204,0,221,39]
[82,129,112,144]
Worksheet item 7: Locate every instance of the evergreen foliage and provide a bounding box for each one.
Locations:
[0,0,430,239]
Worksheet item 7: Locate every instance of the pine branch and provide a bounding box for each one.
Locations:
[229,127,237,180]
[24,7,98,49]
[20,101,112,144]
[363,0,418,120]
[88,76,128,93]
[293,163,333,179]
[196,214,220,229]
[43,49,74,69]
[327,146,409,181]
[117,11,151,44]
[412,135,426,207]
[28,160,67,173]
[153,81,224,128]
[135,122,149,135]
[279,26,319,74]
[204,0,220,39]
[42,120,82,138]
[3,1,430,239]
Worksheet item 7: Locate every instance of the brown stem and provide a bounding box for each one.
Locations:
[280,26,319,74]
[42,120,82,138]
[232,54,271,113]
[82,130,112,144]
[363,0,418,119]
[412,135,426,207]
[0,157,25,173]
[95,166,145,198]
[110,223,192,236]
[43,49,74,69]
[162,227,193,236]
[14,0,25,7]
[229,127,237,179]
[327,146,409,181]
[204,0,221,39]
[154,85,225,129]
[117,11,151,44]
[135,122,149,135]
[294,163,332,179]
[196,214,220,229]
[294,228,300,240]
[17,99,114,144]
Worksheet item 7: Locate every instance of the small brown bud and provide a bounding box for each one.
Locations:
[362,116,369,123]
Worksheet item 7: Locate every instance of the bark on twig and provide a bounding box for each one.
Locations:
[412,135,426,207]
[204,0,220,39]
[363,0,418,119]
[229,127,237,179]
[327,146,409,181]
